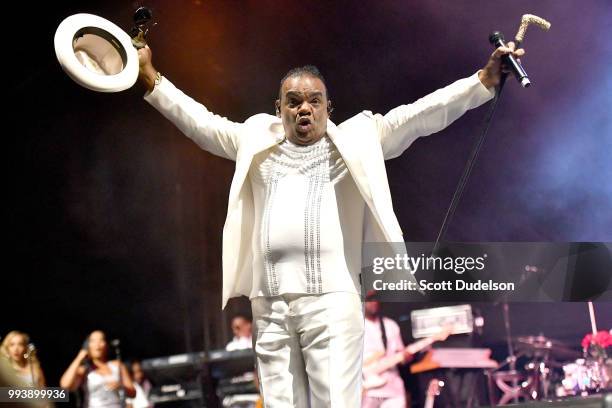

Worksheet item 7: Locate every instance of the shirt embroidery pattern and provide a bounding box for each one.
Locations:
[255,137,348,296]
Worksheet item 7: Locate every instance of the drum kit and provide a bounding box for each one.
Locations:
[489,330,610,404]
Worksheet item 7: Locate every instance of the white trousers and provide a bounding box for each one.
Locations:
[251,292,364,407]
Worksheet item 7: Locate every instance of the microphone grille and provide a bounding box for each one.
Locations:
[488,31,505,45]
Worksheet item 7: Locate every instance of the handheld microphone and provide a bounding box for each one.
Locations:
[111,339,122,361]
[489,31,530,88]
[24,343,36,359]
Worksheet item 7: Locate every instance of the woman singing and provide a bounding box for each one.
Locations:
[60,330,135,408]
[0,330,46,387]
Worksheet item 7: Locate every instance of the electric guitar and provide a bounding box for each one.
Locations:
[362,326,452,390]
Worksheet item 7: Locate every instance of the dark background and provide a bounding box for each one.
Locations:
[3,0,611,393]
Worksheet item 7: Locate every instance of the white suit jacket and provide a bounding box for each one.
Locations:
[145,72,494,308]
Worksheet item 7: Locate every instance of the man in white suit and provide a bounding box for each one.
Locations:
[137,42,523,407]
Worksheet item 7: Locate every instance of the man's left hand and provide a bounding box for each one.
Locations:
[479,42,526,89]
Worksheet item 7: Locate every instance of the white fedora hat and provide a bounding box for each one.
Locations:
[54,13,139,92]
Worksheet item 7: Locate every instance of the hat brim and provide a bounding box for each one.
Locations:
[54,13,138,93]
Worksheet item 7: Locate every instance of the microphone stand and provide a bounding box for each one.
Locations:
[26,344,36,387]
[29,357,36,387]
[502,301,519,404]
[112,340,126,408]
[488,265,538,405]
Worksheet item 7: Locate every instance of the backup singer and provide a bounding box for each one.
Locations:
[60,330,135,408]
[0,330,46,387]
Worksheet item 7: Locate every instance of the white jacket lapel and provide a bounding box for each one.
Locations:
[327,121,373,205]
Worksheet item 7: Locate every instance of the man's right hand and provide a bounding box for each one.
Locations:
[137,45,158,92]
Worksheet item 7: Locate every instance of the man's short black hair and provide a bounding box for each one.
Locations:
[232,313,252,323]
[278,65,329,101]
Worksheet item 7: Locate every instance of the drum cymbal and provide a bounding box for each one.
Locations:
[514,335,581,360]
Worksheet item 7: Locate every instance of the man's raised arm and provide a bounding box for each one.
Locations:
[377,43,524,160]
[138,46,242,161]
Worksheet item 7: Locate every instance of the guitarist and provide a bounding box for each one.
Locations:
[362,291,411,408]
